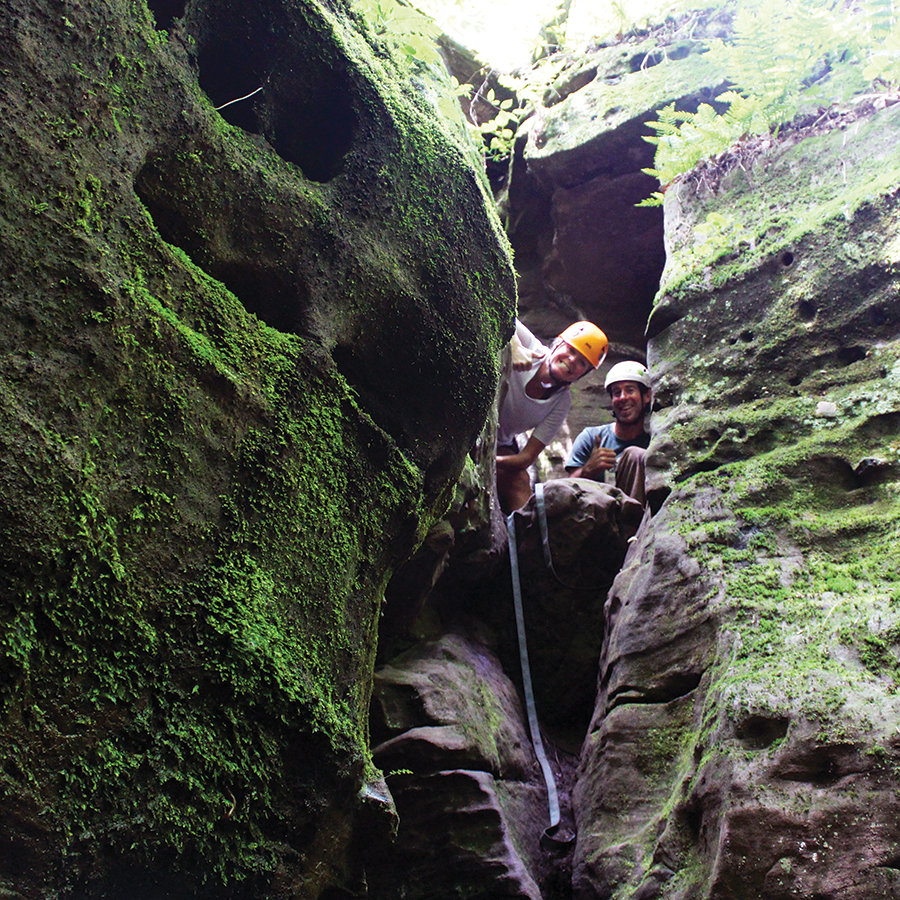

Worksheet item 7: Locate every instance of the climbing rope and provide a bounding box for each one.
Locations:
[534,481,598,591]
[506,508,561,838]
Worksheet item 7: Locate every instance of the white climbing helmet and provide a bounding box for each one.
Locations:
[604,360,651,391]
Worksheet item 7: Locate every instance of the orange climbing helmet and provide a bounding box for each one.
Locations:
[557,321,608,369]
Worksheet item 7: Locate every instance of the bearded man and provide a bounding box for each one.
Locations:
[564,361,651,507]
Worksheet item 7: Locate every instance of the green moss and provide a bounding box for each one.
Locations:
[632,715,694,781]
[0,0,518,891]
[675,429,900,740]
[0,249,431,883]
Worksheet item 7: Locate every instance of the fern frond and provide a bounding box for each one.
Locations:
[638,0,894,203]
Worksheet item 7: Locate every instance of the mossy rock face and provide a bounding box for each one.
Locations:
[0,0,514,896]
[572,104,900,898]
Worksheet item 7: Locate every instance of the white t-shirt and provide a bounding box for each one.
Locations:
[497,321,572,448]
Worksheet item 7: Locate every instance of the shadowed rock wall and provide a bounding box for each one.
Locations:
[0,0,514,896]
[502,12,732,451]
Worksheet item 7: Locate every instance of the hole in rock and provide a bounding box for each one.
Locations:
[213,261,309,334]
[331,342,424,466]
[735,714,789,749]
[629,48,669,71]
[134,156,312,335]
[612,671,703,707]
[853,456,892,488]
[647,485,670,515]
[691,429,720,451]
[198,35,266,135]
[837,345,866,366]
[797,299,816,321]
[194,11,357,182]
[548,67,598,105]
[773,743,861,787]
[265,76,357,182]
[858,411,900,440]
[739,329,755,342]
[787,372,803,386]
[146,0,185,31]
[805,454,856,492]
[869,305,887,326]
[681,801,704,840]
[781,250,795,266]
[645,303,684,340]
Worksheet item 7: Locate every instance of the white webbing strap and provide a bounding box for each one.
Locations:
[506,509,560,831]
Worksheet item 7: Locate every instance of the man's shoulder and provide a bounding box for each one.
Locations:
[590,423,617,443]
[574,423,608,443]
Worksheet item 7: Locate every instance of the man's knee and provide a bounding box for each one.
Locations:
[615,446,646,505]
[619,446,645,469]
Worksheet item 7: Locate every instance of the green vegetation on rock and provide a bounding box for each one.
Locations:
[643,0,900,205]
[0,0,515,894]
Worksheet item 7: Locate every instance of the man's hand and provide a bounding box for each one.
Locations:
[510,333,544,371]
[570,437,616,480]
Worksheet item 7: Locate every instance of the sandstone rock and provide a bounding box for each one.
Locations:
[370,483,639,898]
[572,93,900,900]
[367,769,545,900]
[0,0,514,894]
[371,633,535,780]
[368,633,550,899]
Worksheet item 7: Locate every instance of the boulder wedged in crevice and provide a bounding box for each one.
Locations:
[372,479,642,897]
[494,479,643,748]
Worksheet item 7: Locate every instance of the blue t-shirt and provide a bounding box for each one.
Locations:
[565,423,649,470]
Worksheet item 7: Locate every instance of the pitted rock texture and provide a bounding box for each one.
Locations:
[0,0,513,895]
[572,97,900,900]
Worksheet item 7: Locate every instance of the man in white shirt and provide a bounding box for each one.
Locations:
[496,319,607,513]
